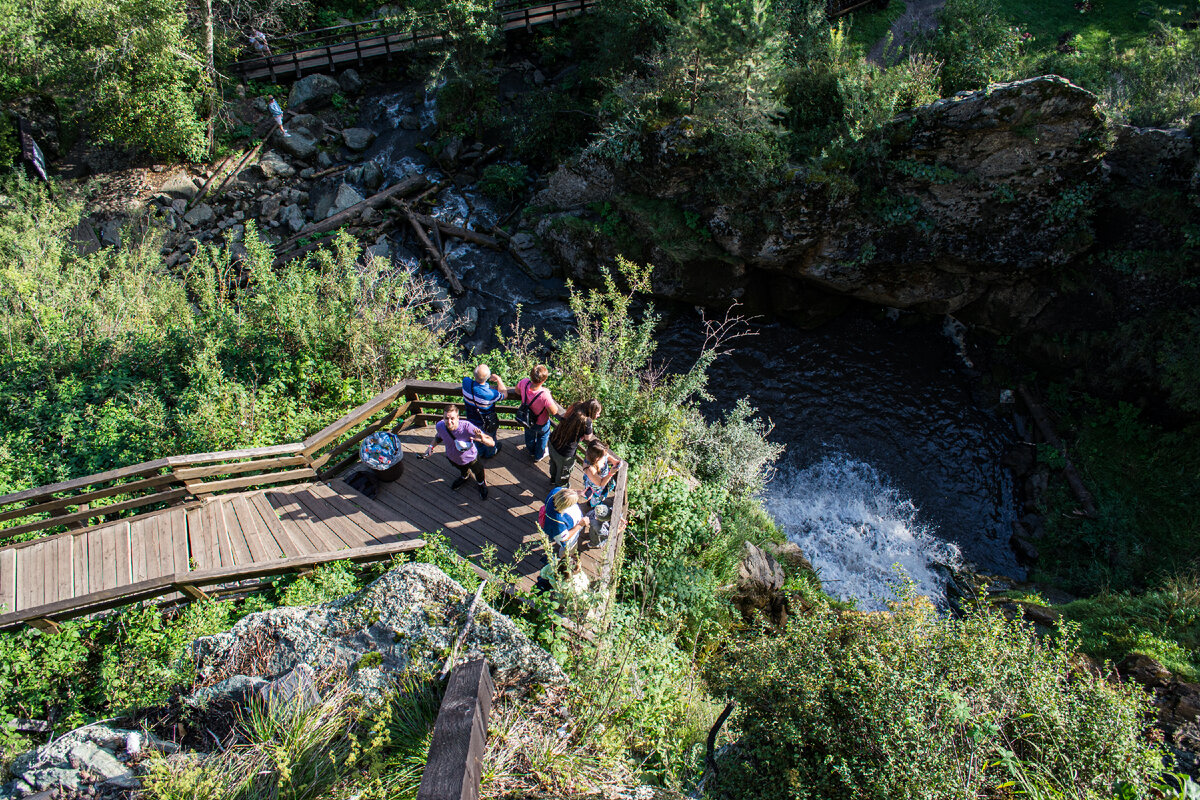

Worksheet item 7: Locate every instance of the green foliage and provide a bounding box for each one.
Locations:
[278,561,362,606]
[708,596,1163,799]
[1035,395,1200,595]
[1060,573,1200,681]
[684,397,783,498]
[142,679,441,800]
[0,176,452,499]
[477,162,529,202]
[1159,310,1200,414]
[0,0,208,158]
[0,112,17,168]
[434,72,502,139]
[929,0,1023,94]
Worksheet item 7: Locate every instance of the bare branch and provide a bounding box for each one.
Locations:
[700,301,759,358]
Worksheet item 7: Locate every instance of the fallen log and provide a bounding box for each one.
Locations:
[278,174,430,251]
[1017,384,1098,518]
[399,201,464,295]
[388,199,501,250]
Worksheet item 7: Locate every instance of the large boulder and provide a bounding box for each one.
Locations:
[2,725,177,798]
[338,68,364,94]
[328,182,364,216]
[159,172,198,200]
[256,149,295,179]
[183,203,214,226]
[288,74,341,110]
[342,127,376,152]
[277,130,317,160]
[188,563,565,707]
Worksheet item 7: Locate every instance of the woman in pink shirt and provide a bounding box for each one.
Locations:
[516,364,565,462]
[423,406,495,500]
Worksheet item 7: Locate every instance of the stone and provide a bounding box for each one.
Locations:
[1013,601,1060,627]
[259,663,320,714]
[159,173,198,199]
[277,131,317,160]
[170,198,187,216]
[316,151,334,169]
[3,725,176,797]
[260,195,282,221]
[458,305,479,337]
[1118,654,1173,688]
[399,114,421,131]
[328,183,364,217]
[188,563,565,707]
[288,74,341,110]
[183,204,215,226]
[360,160,384,191]
[287,113,324,140]
[364,241,390,262]
[337,69,363,94]
[97,219,123,248]
[438,136,463,163]
[767,541,816,579]
[281,204,306,234]
[360,206,380,225]
[256,150,295,179]
[342,128,376,152]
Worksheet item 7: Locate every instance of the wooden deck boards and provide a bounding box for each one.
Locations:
[0,430,603,628]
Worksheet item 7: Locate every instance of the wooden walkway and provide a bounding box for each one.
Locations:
[0,381,627,632]
[233,0,597,82]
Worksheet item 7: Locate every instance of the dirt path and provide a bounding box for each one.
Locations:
[867,0,947,65]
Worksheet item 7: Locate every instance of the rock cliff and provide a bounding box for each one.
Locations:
[536,76,1197,332]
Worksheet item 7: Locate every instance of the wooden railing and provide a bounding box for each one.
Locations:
[229,0,597,81]
[418,659,494,800]
[0,378,630,591]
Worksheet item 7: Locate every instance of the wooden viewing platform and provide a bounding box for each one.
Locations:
[0,380,628,632]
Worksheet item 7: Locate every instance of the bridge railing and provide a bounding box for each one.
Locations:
[0,379,630,592]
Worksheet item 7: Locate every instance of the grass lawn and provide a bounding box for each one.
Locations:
[845,0,909,54]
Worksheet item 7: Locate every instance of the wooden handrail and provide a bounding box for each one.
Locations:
[418,659,494,800]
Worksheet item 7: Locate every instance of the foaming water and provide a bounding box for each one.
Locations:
[765,454,961,610]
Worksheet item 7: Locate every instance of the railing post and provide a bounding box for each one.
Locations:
[417,660,493,800]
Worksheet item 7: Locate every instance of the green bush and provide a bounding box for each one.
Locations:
[477,162,529,202]
[708,596,1163,799]
[0,177,454,501]
[929,0,1022,94]
[1060,573,1200,681]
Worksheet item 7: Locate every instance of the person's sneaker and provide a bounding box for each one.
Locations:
[477,483,488,500]
[451,476,468,491]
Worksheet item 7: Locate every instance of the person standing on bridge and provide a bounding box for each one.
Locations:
[265,94,289,137]
[461,364,506,459]
[423,406,495,500]
[249,29,272,57]
[515,364,564,463]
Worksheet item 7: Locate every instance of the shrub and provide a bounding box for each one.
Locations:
[708,595,1163,799]
[929,0,1022,94]
[477,162,530,202]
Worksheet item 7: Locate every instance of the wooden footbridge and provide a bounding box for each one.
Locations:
[232,0,598,82]
[232,0,882,83]
[0,381,628,632]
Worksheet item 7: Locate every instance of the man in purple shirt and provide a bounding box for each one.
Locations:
[423,406,495,500]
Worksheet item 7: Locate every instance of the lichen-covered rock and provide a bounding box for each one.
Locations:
[188,563,565,706]
[2,725,177,798]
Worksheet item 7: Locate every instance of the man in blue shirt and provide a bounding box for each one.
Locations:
[461,364,506,458]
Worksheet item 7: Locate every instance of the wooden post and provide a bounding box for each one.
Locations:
[173,583,210,601]
[417,660,494,800]
[28,618,61,634]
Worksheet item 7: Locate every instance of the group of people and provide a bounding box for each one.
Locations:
[421,364,621,586]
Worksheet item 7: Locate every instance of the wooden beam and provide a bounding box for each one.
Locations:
[185,467,318,497]
[278,174,429,250]
[0,474,180,524]
[0,488,190,541]
[0,459,170,510]
[28,618,61,634]
[164,442,306,468]
[418,659,494,800]
[398,201,464,295]
[173,455,309,482]
[173,582,210,601]
[181,539,426,586]
[302,382,409,455]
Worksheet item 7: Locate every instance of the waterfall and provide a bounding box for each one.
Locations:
[765,454,961,611]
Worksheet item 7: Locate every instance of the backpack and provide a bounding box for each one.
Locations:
[515,384,547,429]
